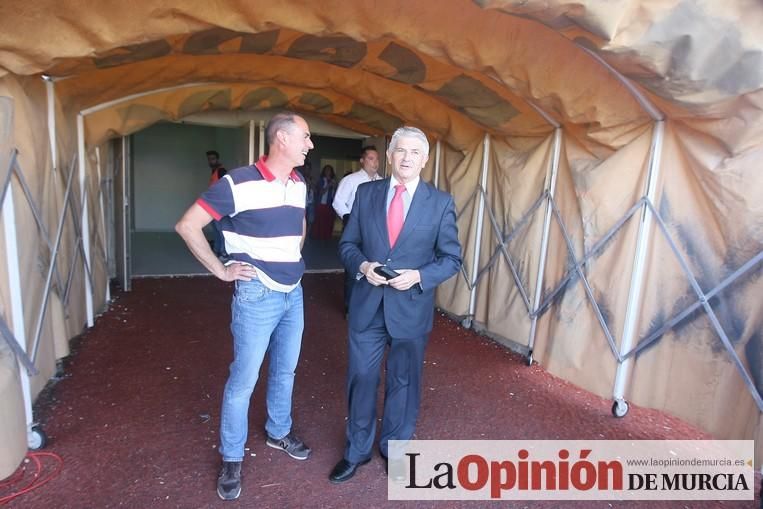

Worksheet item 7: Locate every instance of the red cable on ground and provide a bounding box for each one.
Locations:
[0,452,63,505]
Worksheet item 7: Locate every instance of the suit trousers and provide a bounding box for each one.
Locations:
[344,301,428,463]
[341,215,353,311]
[343,268,354,312]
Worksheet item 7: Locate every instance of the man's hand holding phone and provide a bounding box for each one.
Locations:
[360,261,389,286]
[373,265,400,280]
[388,269,421,291]
[361,262,420,291]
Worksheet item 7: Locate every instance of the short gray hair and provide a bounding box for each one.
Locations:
[388,126,429,155]
[266,112,299,146]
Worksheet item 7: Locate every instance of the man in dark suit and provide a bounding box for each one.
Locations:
[329,126,462,483]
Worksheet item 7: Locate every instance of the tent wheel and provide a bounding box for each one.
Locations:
[28,425,47,450]
[460,318,472,329]
[54,359,65,379]
[611,399,629,418]
[526,350,533,366]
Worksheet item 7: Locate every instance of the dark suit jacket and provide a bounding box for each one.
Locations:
[339,178,462,338]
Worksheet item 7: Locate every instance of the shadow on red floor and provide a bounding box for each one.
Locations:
[6,275,760,508]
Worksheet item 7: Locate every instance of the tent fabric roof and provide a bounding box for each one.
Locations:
[0,0,681,149]
[477,0,763,104]
[1,0,759,149]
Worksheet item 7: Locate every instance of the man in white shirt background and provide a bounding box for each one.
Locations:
[333,146,380,316]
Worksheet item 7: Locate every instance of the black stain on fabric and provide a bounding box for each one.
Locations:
[240,30,279,54]
[638,1,762,96]
[94,40,172,68]
[298,93,334,113]
[240,88,289,110]
[183,28,244,55]
[593,296,616,346]
[346,103,402,133]
[744,333,763,396]
[430,75,519,129]
[378,42,426,84]
[286,35,367,68]
[178,90,232,118]
[634,293,704,358]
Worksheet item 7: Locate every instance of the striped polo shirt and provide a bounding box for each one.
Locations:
[197,155,306,292]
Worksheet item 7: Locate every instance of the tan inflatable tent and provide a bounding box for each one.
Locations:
[0,0,761,476]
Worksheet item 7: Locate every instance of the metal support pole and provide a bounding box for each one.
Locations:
[433,140,441,189]
[120,136,130,291]
[611,120,665,416]
[12,163,65,293]
[248,119,255,163]
[526,128,562,364]
[45,78,57,172]
[470,192,547,296]
[30,161,76,363]
[77,114,94,327]
[1,157,35,445]
[258,121,265,159]
[95,146,110,303]
[549,197,621,359]
[465,133,490,328]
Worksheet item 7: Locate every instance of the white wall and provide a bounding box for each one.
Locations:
[132,122,248,231]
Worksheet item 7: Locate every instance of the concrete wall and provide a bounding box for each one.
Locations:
[132,122,248,231]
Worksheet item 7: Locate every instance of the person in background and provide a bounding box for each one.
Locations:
[206,150,228,258]
[312,164,337,240]
[332,146,380,316]
[177,113,314,501]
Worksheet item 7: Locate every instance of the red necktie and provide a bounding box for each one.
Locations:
[387,184,406,247]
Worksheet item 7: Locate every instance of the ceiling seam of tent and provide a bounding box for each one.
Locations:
[62,36,554,138]
[74,77,495,148]
[63,23,610,144]
[76,81,386,139]
[573,43,663,121]
[79,82,220,116]
[525,100,559,128]
[73,81,403,148]
[487,10,657,122]
[74,81,390,138]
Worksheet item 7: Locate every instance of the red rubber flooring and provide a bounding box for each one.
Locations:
[7,275,760,508]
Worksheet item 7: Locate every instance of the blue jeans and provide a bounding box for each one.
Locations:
[219,278,304,462]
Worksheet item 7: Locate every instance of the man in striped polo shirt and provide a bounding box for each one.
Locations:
[176,112,314,501]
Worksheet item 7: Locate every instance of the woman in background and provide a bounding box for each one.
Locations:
[312,165,337,240]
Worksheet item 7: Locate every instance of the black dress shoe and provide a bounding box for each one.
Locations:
[329,458,370,483]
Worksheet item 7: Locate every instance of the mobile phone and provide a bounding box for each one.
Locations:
[373,265,400,280]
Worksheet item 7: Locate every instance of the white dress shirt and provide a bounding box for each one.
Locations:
[385,174,419,221]
[332,168,379,217]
